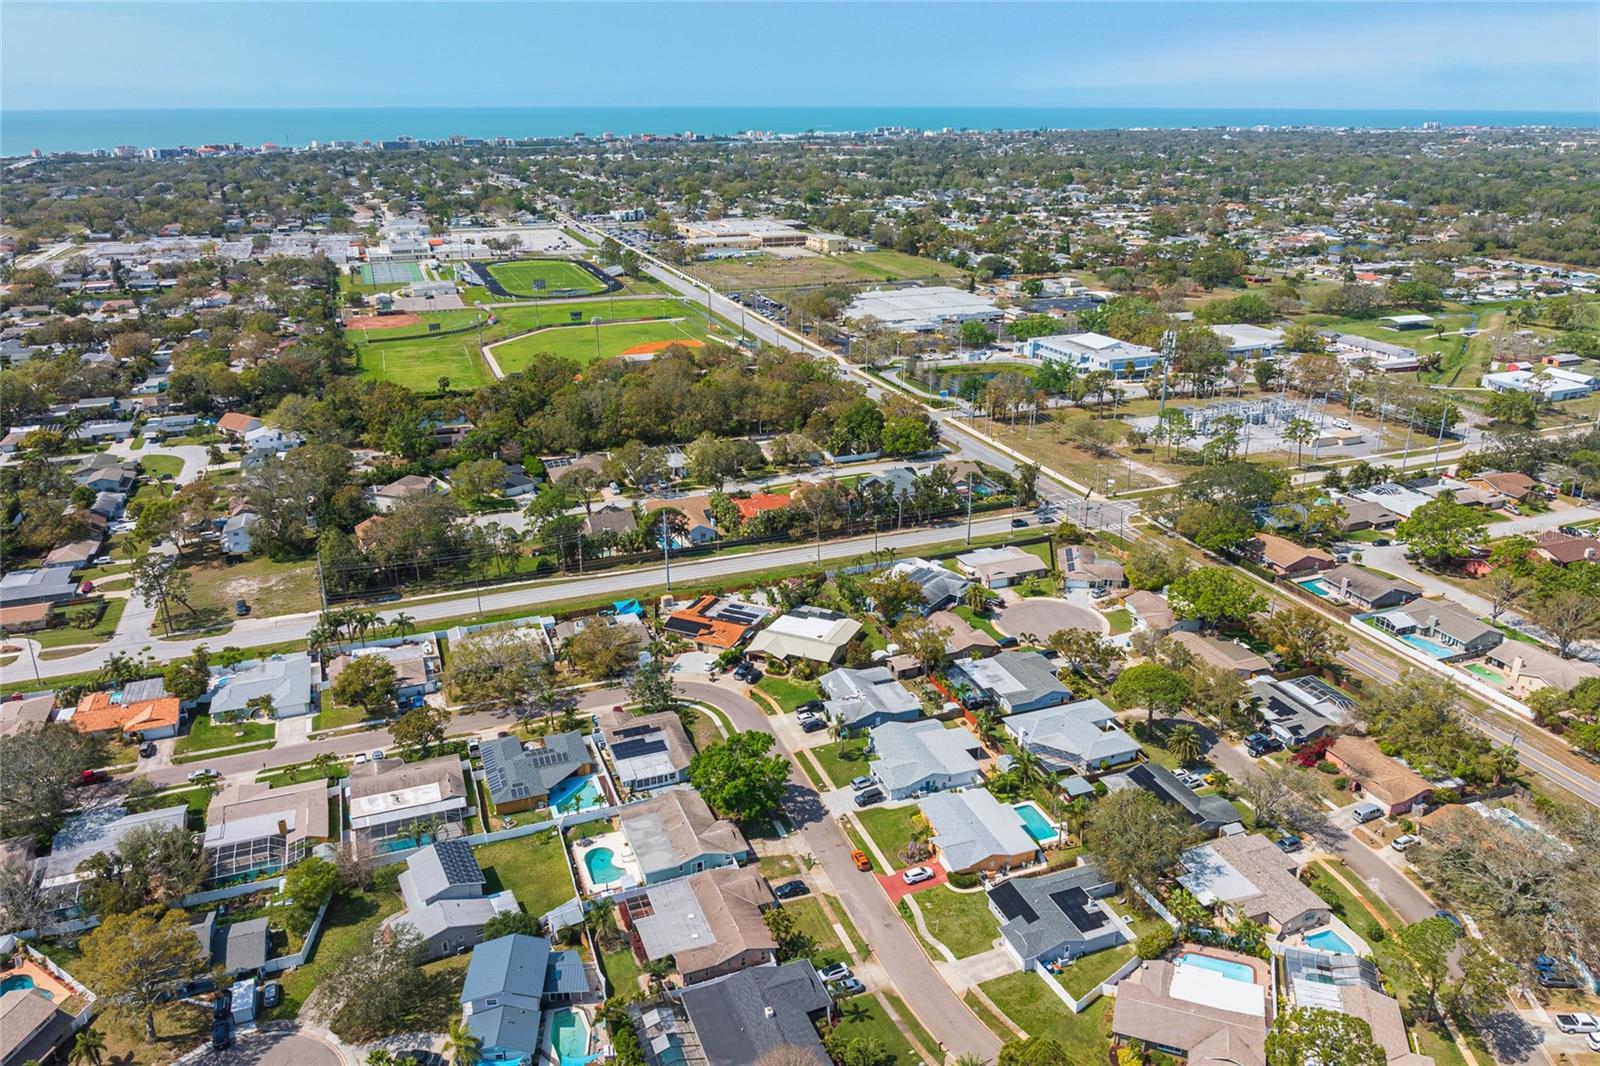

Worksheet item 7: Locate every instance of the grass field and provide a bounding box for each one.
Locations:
[912,886,1000,958]
[856,804,923,865]
[139,453,184,480]
[184,554,320,623]
[487,258,607,298]
[812,736,872,790]
[492,316,714,373]
[173,712,276,756]
[755,674,821,713]
[476,830,576,918]
[980,971,1111,1061]
[355,328,495,392]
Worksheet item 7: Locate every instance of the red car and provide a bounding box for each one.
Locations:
[78,769,107,786]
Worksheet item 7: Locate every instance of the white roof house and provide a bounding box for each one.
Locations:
[1003,698,1140,773]
[869,719,984,800]
[918,789,1039,874]
[207,654,316,719]
[955,546,1050,589]
[746,607,862,664]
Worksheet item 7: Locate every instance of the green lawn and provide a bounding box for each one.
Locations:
[599,943,641,996]
[980,971,1112,1061]
[265,885,403,1020]
[173,713,276,755]
[811,736,872,790]
[1103,608,1134,635]
[355,330,494,392]
[952,605,1004,640]
[475,830,576,919]
[855,804,923,865]
[139,453,184,479]
[827,994,924,1065]
[183,554,320,622]
[963,991,1017,1043]
[782,896,853,969]
[758,853,802,879]
[486,258,607,298]
[1055,942,1139,999]
[258,760,350,788]
[912,886,1000,959]
[312,694,372,732]
[756,674,821,713]
[491,317,714,372]
[27,598,125,648]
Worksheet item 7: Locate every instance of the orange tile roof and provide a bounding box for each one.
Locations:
[217,412,259,434]
[71,691,181,735]
[733,492,792,520]
[664,594,753,649]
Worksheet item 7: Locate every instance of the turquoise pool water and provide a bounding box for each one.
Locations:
[1400,633,1455,658]
[0,975,41,996]
[1305,928,1357,955]
[552,775,606,813]
[547,1007,590,1066]
[583,847,624,885]
[1013,802,1057,844]
[1176,953,1255,983]
[1297,578,1332,597]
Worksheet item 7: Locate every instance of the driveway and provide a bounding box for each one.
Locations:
[212,1028,347,1066]
[994,597,1105,639]
[877,863,947,904]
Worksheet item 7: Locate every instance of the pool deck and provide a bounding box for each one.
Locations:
[538,1004,595,1066]
[572,827,642,895]
[1,956,78,1003]
[1173,944,1272,987]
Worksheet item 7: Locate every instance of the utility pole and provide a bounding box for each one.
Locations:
[1157,329,1175,423]
[965,474,974,545]
[1432,407,1449,468]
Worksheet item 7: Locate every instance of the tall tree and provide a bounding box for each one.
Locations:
[78,906,212,1041]
[1082,788,1195,895]
[687,732,790,824]
[1265,1007,1386,1066]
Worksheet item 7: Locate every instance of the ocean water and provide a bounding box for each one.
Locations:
[4,105,1596,156]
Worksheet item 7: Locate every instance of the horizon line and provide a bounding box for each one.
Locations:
[5,103,1596,116]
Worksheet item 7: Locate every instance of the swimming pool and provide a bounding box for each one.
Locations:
[583,847,625,885]
[1297,578,1332,598]
[546,1006,591,1066]
[551,775,606,814]
[1304,928,1357,955]
[1464,664,1502,682]
[1013,802,1058,844]
[1400,633,1455,659]
[1176,953,1255,983]
[0,975,43,997]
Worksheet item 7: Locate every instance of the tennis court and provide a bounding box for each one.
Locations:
[359,261,425,285]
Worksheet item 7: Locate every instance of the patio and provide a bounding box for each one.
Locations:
[571,827,642,895]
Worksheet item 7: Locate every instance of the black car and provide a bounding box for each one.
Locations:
[234,598,250,617]
[800,716,828,733]
[796,700,825,716]
[139,742,157,758]
[1010,517,1029,528]
[774,879,810,899]
[1435,910,1465,933]
[261,981,282,1009]
[853,787,885,807]
[1245,733,1281,757]
[211,1021,233,1051]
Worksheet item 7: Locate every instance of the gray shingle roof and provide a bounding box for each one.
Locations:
[820,666,921,727]
[870,719,981,794]
[676,961,832,1066]
[1003,698,1140,770]
[991,864,1117,962]
[920,789,1038,872]
[480,732,588,805]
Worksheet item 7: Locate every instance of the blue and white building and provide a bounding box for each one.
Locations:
[1022,332,1160,378]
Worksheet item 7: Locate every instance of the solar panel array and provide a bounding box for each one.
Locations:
[1049,886,1109,932]
[481,738,532,802]
[434,839,484,886]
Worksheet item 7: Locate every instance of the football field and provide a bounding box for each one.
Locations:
[484,258,608,298]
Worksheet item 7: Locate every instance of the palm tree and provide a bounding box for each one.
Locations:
[311,751,341,781]
[972,708,1003,751]
[69,1028,106,1066]
[1166,724,1203,767]
[1012,745,1045,793]
[1489,743,1520,786]
[954,1056,991,1066]
[390,611,417,638]
[442,1016,482,1066]
[962,584,995,615]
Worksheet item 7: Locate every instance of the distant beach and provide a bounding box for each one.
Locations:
[4,105,1597,156]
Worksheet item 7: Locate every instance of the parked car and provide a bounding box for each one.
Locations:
[851,850,872,872]
[467,740,481,757]
[1539,969,1579,989]
[1244,733,1281,757]
[849,776,874,792]
[234,598,250,617]
[1351,802,1385,825]
[800,715,827,733]
[853,787,884,807]
[1374,538,1392,546]
[1390,834,1421,852]
[369,750,385,762]
[353,753,368,766]
[902,866,935,885]
[1010,517,1029,528]
[1434,909,1464,933]
[829,977,866,998]
[210,1021,233,1051]
[187,768,218,782]
[997,636,1020,649]
[731,662,752,681]
[261,982,283,1009]
[1555,1013,1599,1034]
[1274,835,1302,854]
[77,769,107,786]
[796,700,825,716]
[817,962,852,983]
[774,880,809,900]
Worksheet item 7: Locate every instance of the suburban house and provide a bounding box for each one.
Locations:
[819,666,922,732]
[1112,950,1272,1064]
[372,474,445,513]
[661,594,772,652]
[886,558,974,613]
[928,609,1000,658]
[646,495,718,545]
[623,866,777,985]
[619,789,751,885]
[1467,471,1538,502]
[42,805,189,908]
[732,492,792,522]
[0,603,51,635]
[393,841,519,960]
[42,537,100,570]
[1249,678,1340,749]
[1248,533,1334,578]
[919,788,1039,874]
[216,411,263,437]
[0,987,75,1066]
[1326,736,1433,815]
[1002,698,1140,773]
[190,910,270,978]
[66,689,182,740]
[1531,530,1599,567]
[460,934,593,1066]
[954,545,1050,589]
[0,693,56,736]
[948,651,1072,714]
[1179,834,1331,939]
[346,755,471,851]
[207,654,317,720]
[582,503,638,539]
[745,606,862,665]
[325,640,441,705]
[479,732,592,814]
[869,718,985,800]
[220,512,258,557]
[1337,497,1403,532]
[1282,949,1429,1066]
[203,780,333,882]
[601,709,694,792]
[1483,641,1600,699]
[1169,631,1273,677]
[0,567,79,606]
[1059,545,1127,590]
[544,451,609,486]
[1310,565,1421,610]
[1369,600,1502,661]
[661,961,833,1066]
[1105,764,1242,834]
[990,863,1124,969]
[1123,589,1176,633]
[72,455,138,493]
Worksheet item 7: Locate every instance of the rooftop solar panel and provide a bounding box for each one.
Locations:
[1049,887,1108,932]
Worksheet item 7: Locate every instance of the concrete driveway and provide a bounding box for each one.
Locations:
[994,596,1106,639]
[212,1028,347,1066]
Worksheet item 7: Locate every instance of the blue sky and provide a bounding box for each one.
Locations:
[4,2,1597,113]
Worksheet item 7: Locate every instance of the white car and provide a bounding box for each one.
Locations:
[902,866,935,886]
[186,768,217,782]
[1390,834,1421,852]
[1555,1013,1599,1034]
[352,753,368,766]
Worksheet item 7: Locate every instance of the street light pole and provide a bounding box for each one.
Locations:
[660,513,672,590]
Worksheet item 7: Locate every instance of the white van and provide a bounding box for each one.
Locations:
[1352,802,1385,825]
